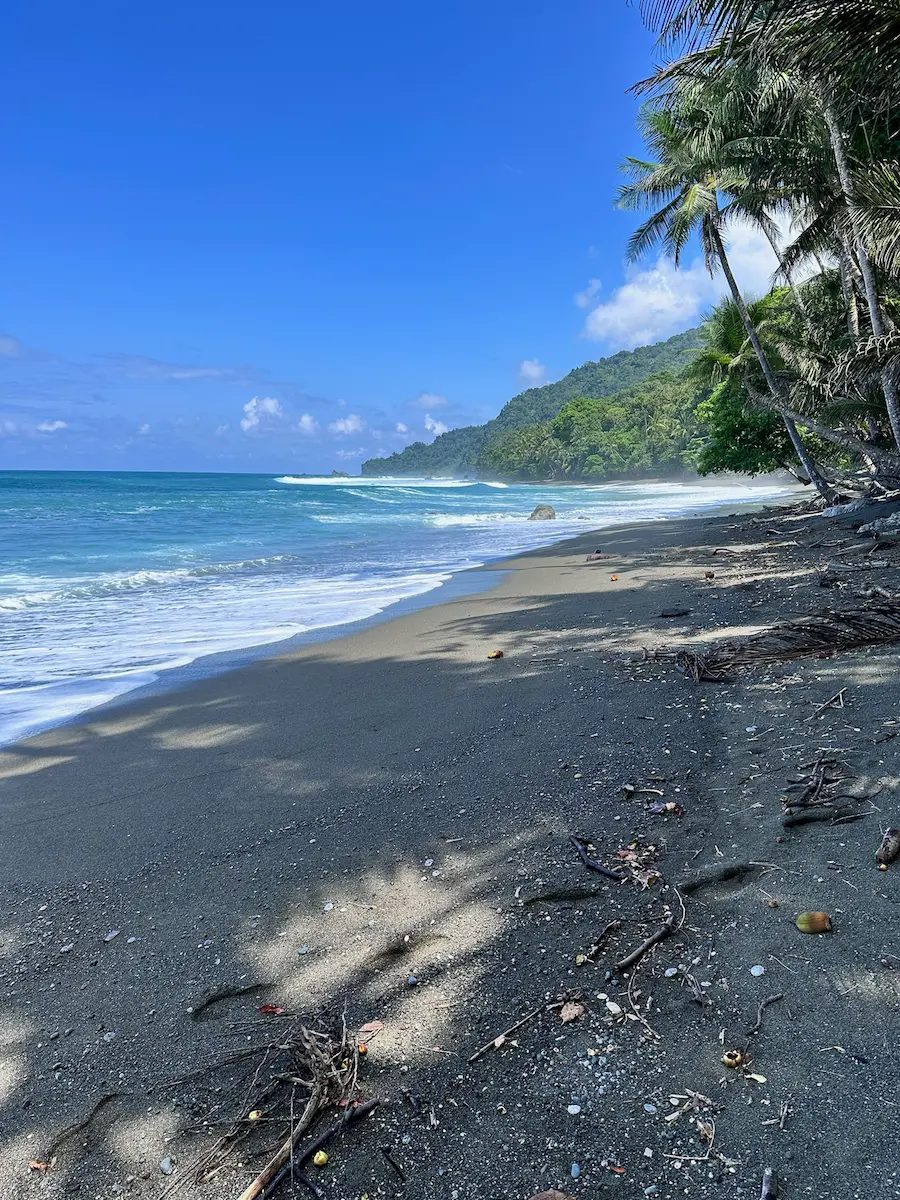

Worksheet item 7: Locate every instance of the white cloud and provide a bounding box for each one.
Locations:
[296,413,319,435]
[395,422,409,434]
[240,395,284,432]
[335,447,366,459]
[138,423,150,435]
[574,278,602,309]
[582,220,780,350]
[0,335,23,358]
[215,423,230,436]
[412,392,448,409]
[329,413,364,435]
[424,413,449,437]
[37,420,67,433]
[518,358,547,386]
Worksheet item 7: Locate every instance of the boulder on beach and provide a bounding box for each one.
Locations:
[528,504,556,521]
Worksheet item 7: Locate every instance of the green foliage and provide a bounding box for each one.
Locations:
[477,371,703,481]
[695,383,792,475]
[361,328,701,477]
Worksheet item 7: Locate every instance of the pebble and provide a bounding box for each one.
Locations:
[750,964,766,977]
[570,1163,581,1179]
[159,1157,175,1175]
[298,945,310,956]
[644,1102,658,1114]
[567,1104,582,1115]
[407,975,418,987]
[104,930,120,942]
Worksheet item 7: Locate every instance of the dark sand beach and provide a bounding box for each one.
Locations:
[2,500,899,1200]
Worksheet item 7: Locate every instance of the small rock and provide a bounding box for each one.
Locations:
[406,975,418,987]
[104,930,120,942]
[750,964,766,977]
[159,1156,175,1176]
[570,1163,581,1179]
[567,1104,581,1115]
[528,504,557,521]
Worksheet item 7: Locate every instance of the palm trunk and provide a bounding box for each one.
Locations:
[821,92,900,447]
[709,222,836,502]
[780,405,900,474]
[839,243,861,340]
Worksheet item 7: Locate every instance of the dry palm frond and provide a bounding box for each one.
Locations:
[675,601,900,680]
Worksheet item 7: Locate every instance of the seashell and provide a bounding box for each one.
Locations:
[795,911,832,934]
[875,828,900,866]
[722,1049,743,1068]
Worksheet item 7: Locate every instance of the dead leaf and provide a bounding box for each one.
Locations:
[560,1001,585,1024]
[633,867,662,889]
[29,1161,51,1172]
[697,1119,715,1142]
[527,1192,576,1200]
[358,1020,384,1033]
[610,1165,627,1175]
[487,649,504,659]
[745,1071,768,1084]
[258,1004,286,1015]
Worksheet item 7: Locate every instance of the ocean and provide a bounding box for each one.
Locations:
[0,470,791,746]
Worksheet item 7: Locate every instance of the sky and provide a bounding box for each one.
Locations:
[0,0,783,473]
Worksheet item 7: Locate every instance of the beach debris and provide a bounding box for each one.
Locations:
[570,834,627,880]
[648,799,684,816]
[795,911,833,934]
[560,1001,585,1024]
[159,1156,175,1175]
[468,1000,564,1063]
[675,601,900,681]
[258,1004,286,1015]
[750,965,766,977]
[875,828,900,867]
[747,993,784,1039]
[659,607,692,617]
[761,1167,778,1199]
[28,1160,52,1173]
[805,688,847,719]
[579,919,623,963]
[610,574,619,581]
[722,1049,744,1068]
[487,649,504,659]
[358,1020,384,1035]
[248,1109,263,1121]
[313,1150,329,1167]
[615,916,677,974]
[381,1146,406,1181]
[704,570,715,580]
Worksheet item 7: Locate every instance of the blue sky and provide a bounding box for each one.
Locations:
[0,0,780,472]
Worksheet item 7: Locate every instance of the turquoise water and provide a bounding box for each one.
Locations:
[0,471,790,745]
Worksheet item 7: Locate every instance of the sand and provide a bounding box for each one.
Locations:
[2,499,899,1200]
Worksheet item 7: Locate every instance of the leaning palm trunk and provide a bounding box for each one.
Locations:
[821,94,900,448]
[709,223,837,502]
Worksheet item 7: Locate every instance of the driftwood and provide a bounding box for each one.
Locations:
[614,918,676,973]
[569,835,627,881]
[258,1100,380,1200]
[675,601,900,681]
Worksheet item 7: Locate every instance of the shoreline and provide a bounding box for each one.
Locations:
[2,480,797,749]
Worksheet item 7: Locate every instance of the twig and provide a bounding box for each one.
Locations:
[615,918,676,974]
[260,1100,381,1200]
[569,835,627,881]
[585,919,623,960]
[805,689,847,721]
[381,1146,407,1181]
[237,1085,324,1200]
[747,993,784,1039]
[761,1167,777,1199]
[468,1003,553,1063]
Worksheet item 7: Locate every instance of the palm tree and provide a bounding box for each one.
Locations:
[618,98,838,500]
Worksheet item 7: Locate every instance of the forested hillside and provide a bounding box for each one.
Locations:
[361,328,700,477]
